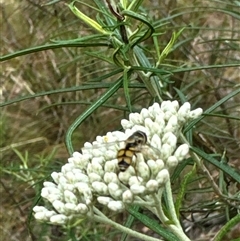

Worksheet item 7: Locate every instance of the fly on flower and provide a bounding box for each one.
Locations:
[117,130,148,171]
[81,130,161,173]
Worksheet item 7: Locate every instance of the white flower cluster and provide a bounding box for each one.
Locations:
[33,101,202,224]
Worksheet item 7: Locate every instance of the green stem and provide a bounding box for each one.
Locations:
[90,208,162,241]
[150,180,191,241]
[167,224,191,241]
[213,214,240,241]
[165,179,182,229]
[152,191,169,223]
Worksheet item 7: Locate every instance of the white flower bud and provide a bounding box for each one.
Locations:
[105,150,117,159]
[118,167,135,184]
[130,184,146,194]
[45,210,57,218]
[83,142,92,149]
[59,183,74,192]
[45,193,62,203]
[161,143,173,160]
[72,151,83,159]
[91,148,104,157]
[189,108,203,119]
[52,200,65,213]
[147,159,164,178]
[34,211,48,221]
[152,103,162,115]
[72,171,89,183]
[87,162,104,176]
[136,158,150,180]
[164,111,174,121]
[144,118,154,130]
[164,115,178,133]
[48,187,62,197]
[76,203,89,214]
[174,144,189,161]
[121,119,133,129]
[70,152,87,168]
[166,156,178,168]
[75,182,91,196]
[58,176,68,186]
[129,113,143,124]
[43,182,56,188]
[108,200,125,211]
[161,100,172,112]
[156,159,165,170]
[155,113,165,129]
[147,160,158,177]
[88,172,102,182]
[92,156,105,165]
[108,183,122,199]
[104,160,118,173]
[161,102,177,118]
[65,203,77,213]
[96,135,104,143]
[92,181,108,195]
[150,134,162,150]
[97,196,113,205]
[33,206,49,213]
[64,190,78,204]
[162,132,177,149]
[171,100,179,111]
[41,187,50,198]
[140,108,150,119]
[145,119,161,136]
[178,102,191,122]
[156,169,169,186]
[50,214,67,224]
[112,131,126,140]
[122,190,134,203]
[65,171,76,183]
[104,172,119,184]
[146,180,159,192]
[61,163,74,174]
[128,176,142,186]
[51,172,61,184]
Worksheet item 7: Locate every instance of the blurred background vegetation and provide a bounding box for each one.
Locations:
[1,0,240,240]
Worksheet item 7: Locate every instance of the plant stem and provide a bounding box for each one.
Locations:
[89,211,163,241]
[164,179,182,229]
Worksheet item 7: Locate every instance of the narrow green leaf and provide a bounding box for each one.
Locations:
[68,1,111,35]
[65,78,123,154]
[0,82,145,108]
[184,87,240,133]
[120,206,139,241]
[190,147,240,183]
[123,68,132,112]
[173,87,187,103]
[1,40,110,62]
[175,165,196,218]
[214,214,240,241]
[126,206,180,241]
[122,10,155,46]
[127,0,144,12]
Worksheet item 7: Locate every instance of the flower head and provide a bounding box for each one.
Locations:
[34,101,202,224]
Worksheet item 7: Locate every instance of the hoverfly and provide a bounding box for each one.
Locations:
[81,130,159,173]
[117,130,147,171]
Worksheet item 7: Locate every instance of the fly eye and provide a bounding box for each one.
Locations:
[137,139,143,144]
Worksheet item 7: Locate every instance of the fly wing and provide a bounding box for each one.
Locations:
[141,144,161,160]
[81,138,126,158]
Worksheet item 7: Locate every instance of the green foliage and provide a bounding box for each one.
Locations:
[1,0,240,240]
